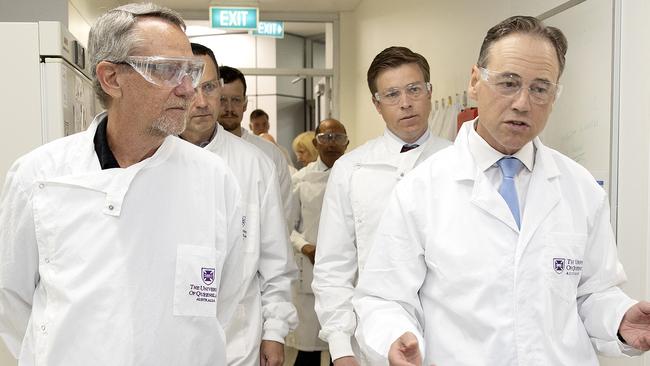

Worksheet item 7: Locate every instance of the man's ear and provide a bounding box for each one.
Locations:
[95,61,123,100]
[372,96,382,114]
[312,138,317,148]
[467,65,480,101]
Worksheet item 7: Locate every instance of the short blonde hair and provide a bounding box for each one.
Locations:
[292,131,318,161]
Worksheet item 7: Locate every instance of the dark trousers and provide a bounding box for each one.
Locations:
[294,350,333,366]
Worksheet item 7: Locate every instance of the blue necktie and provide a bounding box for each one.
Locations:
[497,157,524,228]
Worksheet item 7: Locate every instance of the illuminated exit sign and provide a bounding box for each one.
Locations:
[210,7,258,30]
[253,21,284,38]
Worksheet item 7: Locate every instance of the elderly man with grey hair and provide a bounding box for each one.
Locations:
[0,3,244,365]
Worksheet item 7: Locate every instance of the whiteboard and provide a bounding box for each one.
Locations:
[540,0,613,193]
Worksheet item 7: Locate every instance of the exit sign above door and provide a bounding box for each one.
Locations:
[210,7,258,30]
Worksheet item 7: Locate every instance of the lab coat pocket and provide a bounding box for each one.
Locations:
[544,232,587,304]
[173,245,221,317]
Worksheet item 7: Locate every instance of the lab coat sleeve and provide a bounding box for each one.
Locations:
[217,173,246,328]
[258,169,298,343]
[577,195,641,357]
[0,163,39,357]
[289,178,309,252]
[276,159,295,228]
[353,187,427,359]
[311,162,359,360]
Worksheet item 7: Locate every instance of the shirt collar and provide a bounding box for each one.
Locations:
[468,119,535,172]
[384,128,431,153]
[93,114,120,169]
[316,157,329,171]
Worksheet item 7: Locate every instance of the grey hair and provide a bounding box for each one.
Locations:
[88,3,186,108]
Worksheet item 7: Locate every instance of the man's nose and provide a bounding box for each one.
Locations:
[174,75,196,98]
[511,87,531,112]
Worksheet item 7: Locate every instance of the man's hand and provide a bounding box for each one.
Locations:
[260,340,284,366]
[333,356,360,366]
[619,301,650,351]
[301,244,317,264]
[388,332,422,366]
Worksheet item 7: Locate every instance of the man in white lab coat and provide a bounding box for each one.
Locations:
[354,16,650,366]
[311,47,451,366]
[217,65,294,223]
[0,4,244,365]
[286,119,349,366]
[181,43,298,366]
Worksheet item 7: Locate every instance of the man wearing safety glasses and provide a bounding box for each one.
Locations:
[311,47,450,366]
[0,4,245,365]
[286,119,348,365]
[181,43,298,366]
[354,16,650,366]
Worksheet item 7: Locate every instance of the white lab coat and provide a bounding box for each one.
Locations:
[204,124,298,366]
[0,112,244,365]
[311,130,451,363]
[354,120,641,365]
[286,158,330,352]
[241,129,294,224]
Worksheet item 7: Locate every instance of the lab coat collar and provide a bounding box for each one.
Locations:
[453,119,560,182]
[384,128,431,154]
[43,111,177,216]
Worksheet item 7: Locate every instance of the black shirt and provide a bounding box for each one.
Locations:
[93,117,120,169]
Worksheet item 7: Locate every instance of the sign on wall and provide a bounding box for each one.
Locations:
[252,21,285,38]
[210,7,258,30]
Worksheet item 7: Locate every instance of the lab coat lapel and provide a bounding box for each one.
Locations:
[454,122,520,231]
[517,140,561,256]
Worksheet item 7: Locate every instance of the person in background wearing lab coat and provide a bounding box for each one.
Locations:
[353,16,650,366]
[311,46,451,366]
[181,43,298,366]
[217,66,295,224]
[285,119,349,366]
[0,4,245,365]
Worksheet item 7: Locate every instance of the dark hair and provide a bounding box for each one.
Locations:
[219,65,247,95]
[367,46,430,95]
[250,109,268,120]
[477,15,568,76]
[191,43,219,78]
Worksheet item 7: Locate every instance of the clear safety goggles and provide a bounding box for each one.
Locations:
[195,78,224,97]
[479,67,562,105]
[374,81,432,105]
[316,132,348,145]
[118,56,205,88]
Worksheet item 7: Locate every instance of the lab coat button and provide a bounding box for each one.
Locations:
[400,172,405,178]
[108,204,114,210]
[44,258,50,264]
[40,325,46,332]
[38,183,45,189]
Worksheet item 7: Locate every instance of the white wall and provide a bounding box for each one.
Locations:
[339,0,510,147]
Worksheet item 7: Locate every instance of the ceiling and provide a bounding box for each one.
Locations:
[72,0,363,25]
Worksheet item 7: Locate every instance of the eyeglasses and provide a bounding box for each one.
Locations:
[479,67,562,105]
[316,132,348,145]
[219,95,247,107]
[374,81,432,105]
[116,56,205,88]
[195,78,224,97]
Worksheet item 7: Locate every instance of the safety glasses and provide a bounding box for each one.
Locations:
[196,78,224,97]
[316,132,348,145]
[479,67,562,105]
[117,56,205,88]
